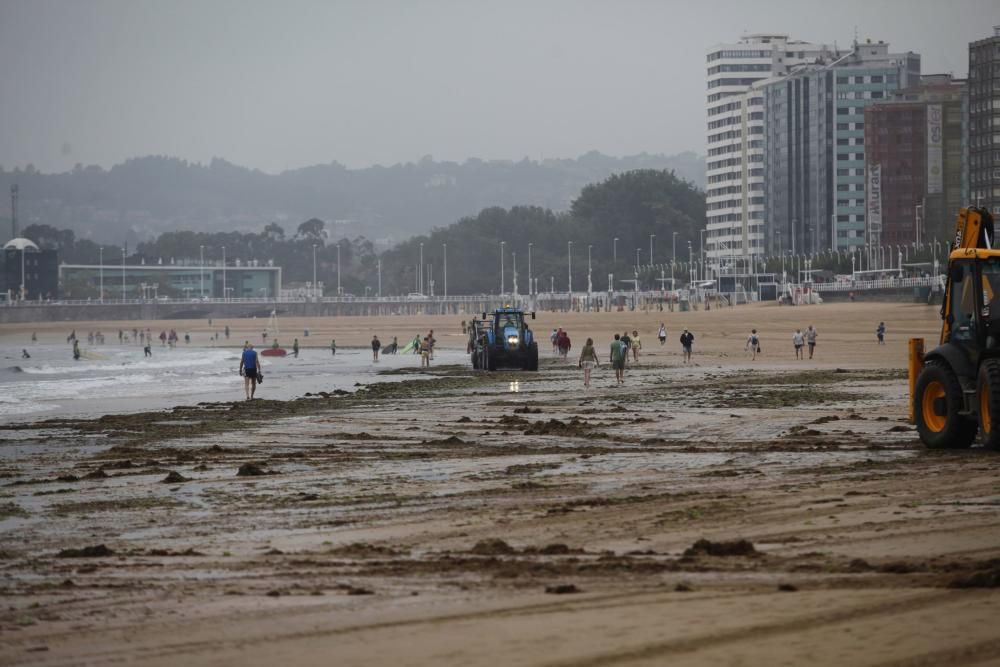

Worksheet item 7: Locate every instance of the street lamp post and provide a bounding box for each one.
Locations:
[700,229,706,282]
[527,243,533,297]
[587,244,593,298]
[512,251,518,296]
[199,245,204,297]
[500,241,505,296]
[377,258,382,298]
[312,244,317,299]
[567,241,573,294]
[613,237,618,265]
[442,243,447,298]
[418,242,423,295]
[99,246,104,303]
[222,246,227,301]
[649,234,655,265]
[671,231,678,290]
[121,248,126,301]
[336,243,342,295]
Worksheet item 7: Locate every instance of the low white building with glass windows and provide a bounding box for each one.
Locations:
[58,261,282,300]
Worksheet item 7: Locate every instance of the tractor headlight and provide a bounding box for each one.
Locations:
[507,335,519,346]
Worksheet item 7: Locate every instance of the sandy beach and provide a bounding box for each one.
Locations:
[2,300,999,666]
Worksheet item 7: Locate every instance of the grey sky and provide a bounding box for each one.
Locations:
[1,0,996,174]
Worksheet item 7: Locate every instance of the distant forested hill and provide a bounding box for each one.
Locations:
[0,152,703,248]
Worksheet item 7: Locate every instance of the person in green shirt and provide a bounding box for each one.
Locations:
[609,333,626,386]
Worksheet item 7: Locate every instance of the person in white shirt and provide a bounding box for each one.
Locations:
[792,328,805,360]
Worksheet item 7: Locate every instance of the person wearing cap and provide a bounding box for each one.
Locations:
[680,328,694,363]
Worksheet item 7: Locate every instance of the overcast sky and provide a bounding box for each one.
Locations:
[1,0,996,174]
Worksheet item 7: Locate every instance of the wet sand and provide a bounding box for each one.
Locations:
[2,301,999,666]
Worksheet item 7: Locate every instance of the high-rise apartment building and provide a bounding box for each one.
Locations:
[864,75,967,246]
[759,40,920,255]
[705,35,839,269]
[969,26,1000,216]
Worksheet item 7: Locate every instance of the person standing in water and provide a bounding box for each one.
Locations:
[578,337,600,388]
[292,338,300,358]
[372,335,381,361]
[419,336,431,367]
[330,339,337,356]
[72,339,81,360]
[239,343,260,400]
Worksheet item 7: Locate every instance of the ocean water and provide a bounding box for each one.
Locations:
[0,342,465,423]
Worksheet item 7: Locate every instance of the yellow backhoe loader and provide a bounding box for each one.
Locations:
[910,207,1000,449]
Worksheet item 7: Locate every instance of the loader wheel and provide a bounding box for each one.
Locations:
[471,351,480,370]
[914,360,976,449]
[485,347,497,371]
[977,358,1000,449]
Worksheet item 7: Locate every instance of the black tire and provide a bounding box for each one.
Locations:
[471,350,480,370]
[977,358,1000,449]
[914,360,976,449]
[485,347,497,371]
[525,342,539,371]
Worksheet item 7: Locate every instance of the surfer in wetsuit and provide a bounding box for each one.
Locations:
[22,349,30,359]
[72,339,81,360]
[239,343,260,400]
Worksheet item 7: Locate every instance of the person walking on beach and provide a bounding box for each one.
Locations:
[745,329,761,360]
[631,330,642,363]
[793,328,805,360]
[805,325,818,359]
[609,334,626,385]
[72,339,81,361]
[224,325,230,340]
[579,337,600,388]
[330,339,337,356]
[239,343,260,400]
[680,329,694,363]
[558,330,572,359]
[876,322,886,345]
[371,335,381,361]
[551,329,559,355]
[658,323,667,346]
[419,336,431,367]
[427,330,436,360]
[144,342,152,357]
[292,338,300,358]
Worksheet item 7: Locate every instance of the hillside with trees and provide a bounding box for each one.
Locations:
[0,152,703,249]
[23,169,706,297]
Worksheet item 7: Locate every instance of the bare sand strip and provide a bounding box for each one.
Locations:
[1,302,998,666]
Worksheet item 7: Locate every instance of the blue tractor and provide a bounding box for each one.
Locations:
[469,307,539,371]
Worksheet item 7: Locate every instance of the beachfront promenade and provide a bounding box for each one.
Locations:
[0,275,942,323]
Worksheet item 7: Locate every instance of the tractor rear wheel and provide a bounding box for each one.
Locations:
[525,342,539,371]
[977,358,1000,449]
[914,360,976,449]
